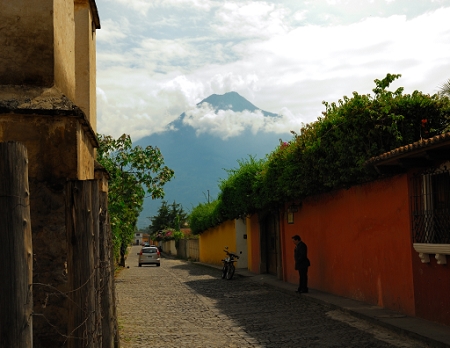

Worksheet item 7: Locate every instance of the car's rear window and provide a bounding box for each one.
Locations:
[142,248,157,254]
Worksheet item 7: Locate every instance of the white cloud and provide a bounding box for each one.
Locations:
[163,0,213,10]
[95,1,450,141]
[137,38,199,71]
[113,0,153,14]
[96,18,129,43]
[181,102,304,139]
[109,0,213,14]
[213,1,290,38]
[229,7,450,118]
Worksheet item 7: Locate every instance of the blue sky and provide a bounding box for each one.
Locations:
[95,0,450,141]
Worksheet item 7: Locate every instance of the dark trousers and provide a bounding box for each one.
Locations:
[298,267,308,292]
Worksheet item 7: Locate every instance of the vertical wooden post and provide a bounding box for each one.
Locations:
[93,185,102,347]
[0,142,33,348]
[66,180,98,348]
[99,190,120,348]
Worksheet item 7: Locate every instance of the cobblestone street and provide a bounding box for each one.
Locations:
[116,246,428,348]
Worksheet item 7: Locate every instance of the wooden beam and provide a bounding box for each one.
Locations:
[0,142,33,348]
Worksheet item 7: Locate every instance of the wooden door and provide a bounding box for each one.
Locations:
[262,213,278,275]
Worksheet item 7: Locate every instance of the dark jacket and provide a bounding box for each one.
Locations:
[294,241,310,270]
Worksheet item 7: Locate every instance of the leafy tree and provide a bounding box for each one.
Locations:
[188,74,450,233]
[439,79,450,97]
[97,134,174,266]
[189,200,220,235]
[149,200,188,234]
[215,156,266,220]
[260,73,450,208]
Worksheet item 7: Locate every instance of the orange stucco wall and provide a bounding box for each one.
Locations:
[281,174,416,317]
[412,249,450,325]
[247,214,261,274]
[199,220,236,266]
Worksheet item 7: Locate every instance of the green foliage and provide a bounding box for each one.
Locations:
[262,74,450,207]
[189,200,220,234]
[439,79,450,97]
[97,134,174,265]
[216,156,266,221]
[149,200,188,233]
[153,228,184,242]
[188,74,450,234]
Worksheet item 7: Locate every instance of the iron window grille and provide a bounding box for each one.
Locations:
[410,166,450,244]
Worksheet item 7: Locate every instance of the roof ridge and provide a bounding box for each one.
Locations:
[366,132,450,165]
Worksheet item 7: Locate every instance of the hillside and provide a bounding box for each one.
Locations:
[135,92,282,228]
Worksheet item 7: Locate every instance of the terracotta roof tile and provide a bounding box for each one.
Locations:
[366,132,450,166]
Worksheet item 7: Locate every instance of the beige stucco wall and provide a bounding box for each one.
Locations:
[75,0,97,131]
[0,0,90,102]
[0,85,97,181]
[77,121,95,180]
[0,0,98,131]
[0,0,54,86]
[0,0,76,99]
[0,1,100,344]
[0,113,95,181]
[0,113,78,180]
[54,0,76,101]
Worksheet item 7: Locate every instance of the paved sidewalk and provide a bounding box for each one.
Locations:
[194,261,450,348]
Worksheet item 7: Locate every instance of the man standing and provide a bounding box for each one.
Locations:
[292,235,310,293]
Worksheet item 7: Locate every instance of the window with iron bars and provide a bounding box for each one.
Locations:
[410,166,450,244]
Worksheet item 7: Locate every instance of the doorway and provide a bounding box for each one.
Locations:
[261,212,279,276]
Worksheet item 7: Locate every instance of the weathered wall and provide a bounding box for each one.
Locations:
[188,239,199,261]
[75,0,97,130]
[0,0,103,344]
[29,177,68,347]
[0,1,54,86]
[177,239,199,261]
[0,114,79,180]
[0,112,96,345]
[0,0,76,100]
[280,175,417,317]
[54,0,76,101]
[77,121,95,180]
[161,240,176,255]
[199,220,236,266]
[0,89,97,181]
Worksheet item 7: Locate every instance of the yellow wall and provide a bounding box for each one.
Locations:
[75,0,97,131]
[54,0,76,101]
[246,216,253,271]
[0,0,99,115]
[0,0,54,85]
[77,122,95,180]
[0,114,79,180]
[199,220,236,266]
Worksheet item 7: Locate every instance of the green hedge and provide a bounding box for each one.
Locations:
[189,74,450,234]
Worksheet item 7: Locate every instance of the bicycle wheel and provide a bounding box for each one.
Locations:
[226,263,235,280]
[221,264,227,279]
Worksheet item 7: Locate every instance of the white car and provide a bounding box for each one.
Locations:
[138,246,161,267]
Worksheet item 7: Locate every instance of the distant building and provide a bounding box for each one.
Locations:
[135,231,150,245]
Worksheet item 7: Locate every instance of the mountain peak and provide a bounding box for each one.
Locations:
[136,91,282,227]
[197,91,277,117]
[169,91,278,131]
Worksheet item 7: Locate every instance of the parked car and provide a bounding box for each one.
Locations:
[138,246,161,267]
[143,242,150,247]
